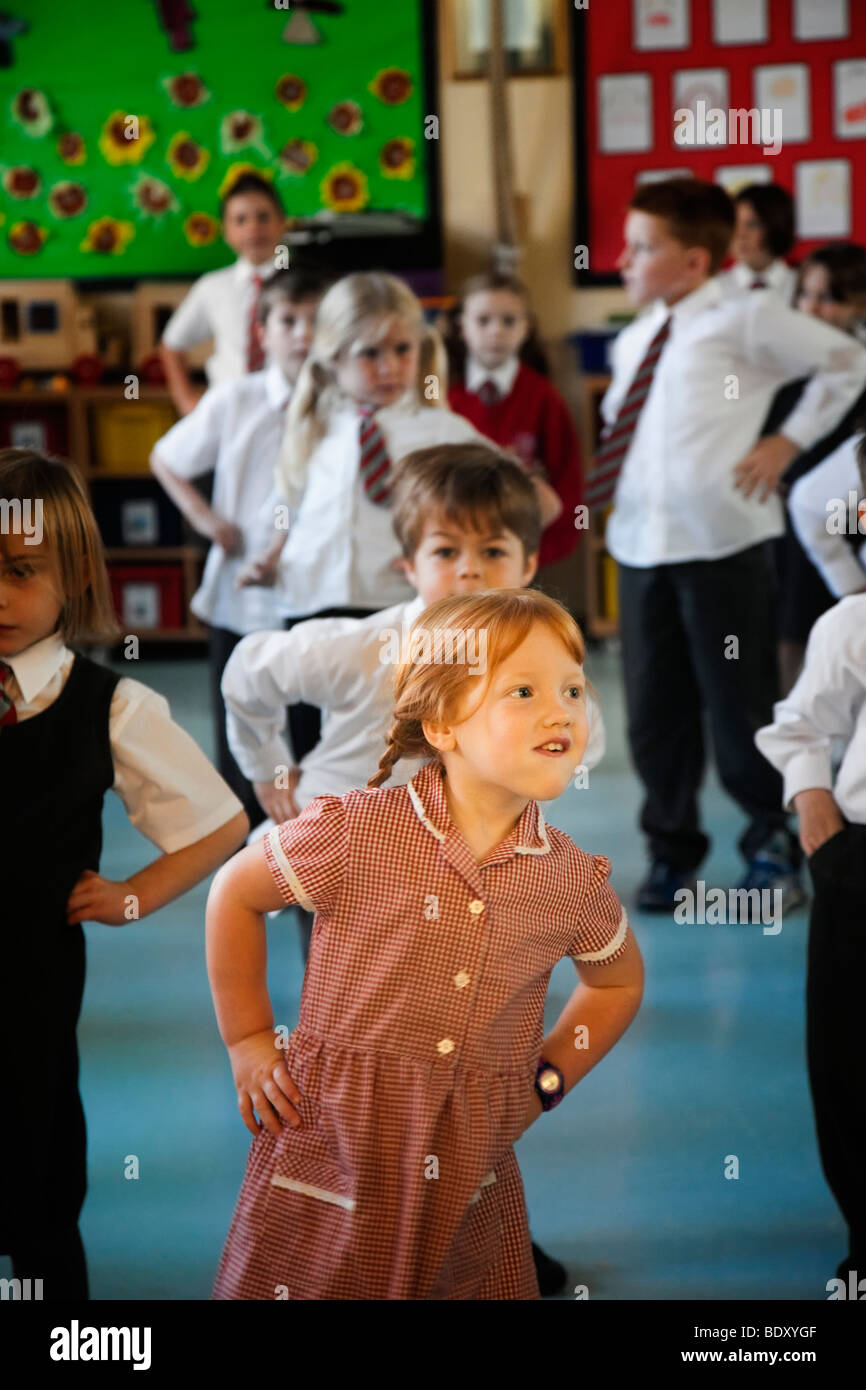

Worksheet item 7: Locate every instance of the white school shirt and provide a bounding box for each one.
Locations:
[755,595,866,824]
[2,633,243,853]
[275,397,481,617]
[718,259,797,305]
[788,434,866,597]
[222,595,607,809]
[152,363,290,635]
[602,277,866,568]
[161,257,276,386]
[465,355,520,397]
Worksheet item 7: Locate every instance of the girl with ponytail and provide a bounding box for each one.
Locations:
[270,271,481,762]
[208,588,643,1300]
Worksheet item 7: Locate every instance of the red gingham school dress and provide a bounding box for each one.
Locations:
[212,761,629,1301]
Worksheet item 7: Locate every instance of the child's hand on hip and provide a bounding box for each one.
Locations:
[228,1029,304,1137]
[236,554,279,588]
[793,787,845,857]
[66,870,137,926]
[733,434,798,502]
[209,516,243,553]
[254,769,300,823]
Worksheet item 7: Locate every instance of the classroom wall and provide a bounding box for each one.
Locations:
[438,76,629,338]
[436,21,628,610]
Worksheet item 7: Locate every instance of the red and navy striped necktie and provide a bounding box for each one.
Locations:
[246,273,265,372]
[0,660,18,728]
[358,405,392,505]
[587,316,671,507]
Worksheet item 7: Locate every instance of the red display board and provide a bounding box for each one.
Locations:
[572,0,866,284]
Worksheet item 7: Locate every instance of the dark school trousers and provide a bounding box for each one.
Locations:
[282,608,378,763]
[806,825,866,1269]
[209,625,267,831]
[617,543,791,870]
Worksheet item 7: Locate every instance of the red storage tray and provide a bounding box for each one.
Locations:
[108,563,185,631]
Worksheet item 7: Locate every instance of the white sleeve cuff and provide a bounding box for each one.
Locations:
[782,751,836,812]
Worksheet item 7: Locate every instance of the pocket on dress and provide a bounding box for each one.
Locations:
[267,1093,355,1214]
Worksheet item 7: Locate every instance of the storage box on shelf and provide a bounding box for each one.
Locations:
[0,384,207,644]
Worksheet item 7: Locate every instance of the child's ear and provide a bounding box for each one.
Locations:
[421,718,457,754]
[522,551,539,584]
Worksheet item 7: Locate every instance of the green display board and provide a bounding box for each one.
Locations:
[0,0,432,278]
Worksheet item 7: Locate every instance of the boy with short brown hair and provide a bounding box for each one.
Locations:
[594,177,866,912]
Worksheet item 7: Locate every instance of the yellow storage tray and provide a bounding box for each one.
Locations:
[94,402,176,473]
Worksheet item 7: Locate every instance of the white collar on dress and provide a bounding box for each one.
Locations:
[406,760,550,855]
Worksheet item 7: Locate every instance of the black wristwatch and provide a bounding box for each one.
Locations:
[534,1057,565,1111]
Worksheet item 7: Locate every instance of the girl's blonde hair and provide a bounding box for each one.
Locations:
[0,448,119,644]
[276,271,446,507]
[367,588,586,789]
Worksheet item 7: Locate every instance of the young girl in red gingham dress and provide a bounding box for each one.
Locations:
[207,589,644,1300]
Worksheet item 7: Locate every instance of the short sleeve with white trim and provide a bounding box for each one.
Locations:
[565,851,629,965]
[264,795,347,918]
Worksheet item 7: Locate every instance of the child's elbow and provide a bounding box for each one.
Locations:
[224,809,250,851]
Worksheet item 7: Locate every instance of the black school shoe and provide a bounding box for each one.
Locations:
[532,1240,567,1297]
[637,861,697,914]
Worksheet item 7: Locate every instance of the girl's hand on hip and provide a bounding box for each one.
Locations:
[229,1029,304,1137]
[66,870,137,926]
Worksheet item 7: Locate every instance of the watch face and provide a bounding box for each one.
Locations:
[539,1068,561,1093]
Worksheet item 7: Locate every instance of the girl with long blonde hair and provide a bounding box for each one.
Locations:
[270,270,480,762]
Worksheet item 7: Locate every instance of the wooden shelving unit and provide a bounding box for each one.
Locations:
[0,383,207,644]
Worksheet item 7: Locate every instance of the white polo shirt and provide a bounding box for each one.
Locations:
[151,363,291,635]
[275,398,481,617]
[2,633,243,852]
[603,277,866,567]
[161,257,276,385]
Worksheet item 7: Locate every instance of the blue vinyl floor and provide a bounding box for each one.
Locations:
[1,644,844,1300]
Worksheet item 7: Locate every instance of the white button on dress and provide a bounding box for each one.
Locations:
[436,1038,455,1055]
[454,971,470,990]
[469,899,484,915]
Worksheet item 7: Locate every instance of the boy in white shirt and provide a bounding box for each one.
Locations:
[160,173,289,415]
[151,267,329,826]
[755,439,866,1282]
[593,178,866,912]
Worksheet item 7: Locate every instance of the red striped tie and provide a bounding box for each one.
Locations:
[0,660,18,728]
[358,406,392,505]
[246,273,265,371]
[587,316,671,508]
